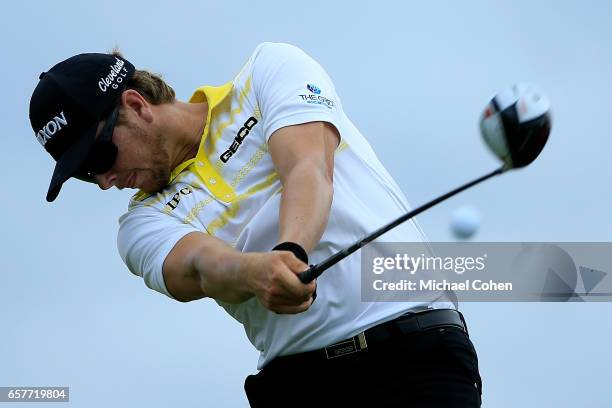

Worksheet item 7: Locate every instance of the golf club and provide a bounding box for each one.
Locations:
[298,83,552,284]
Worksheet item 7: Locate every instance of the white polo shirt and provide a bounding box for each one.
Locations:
[117,42,454,368]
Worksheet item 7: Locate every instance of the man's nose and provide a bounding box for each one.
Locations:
[95,172,117,190]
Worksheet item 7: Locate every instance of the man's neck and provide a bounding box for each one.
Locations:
[157,100,209,170]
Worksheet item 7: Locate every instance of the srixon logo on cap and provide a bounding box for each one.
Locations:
[36,111,67,146]
[98,57,128,93]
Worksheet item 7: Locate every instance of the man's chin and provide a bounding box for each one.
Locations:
[138,177,170,195]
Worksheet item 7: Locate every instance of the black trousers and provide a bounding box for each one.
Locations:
[245,325,482,407]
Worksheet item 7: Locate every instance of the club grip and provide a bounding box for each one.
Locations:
[298,265,319,284]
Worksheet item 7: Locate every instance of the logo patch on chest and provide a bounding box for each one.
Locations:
[163,186,193,213]
[220,116,258,163]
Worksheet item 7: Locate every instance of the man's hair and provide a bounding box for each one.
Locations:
[110,48,176,105]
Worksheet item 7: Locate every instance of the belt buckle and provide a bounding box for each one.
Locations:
[357,332,368,349]
[324,332,368,360]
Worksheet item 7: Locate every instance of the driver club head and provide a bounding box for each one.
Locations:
[480,83,552,170]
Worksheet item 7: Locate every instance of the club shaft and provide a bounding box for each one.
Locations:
[298,166,505,283]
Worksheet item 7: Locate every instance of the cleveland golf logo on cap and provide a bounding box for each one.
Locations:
[36,111,68,146]
[98,57,128,92]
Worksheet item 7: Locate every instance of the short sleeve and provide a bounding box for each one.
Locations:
[251,43,341,142]
[117,206,198,299]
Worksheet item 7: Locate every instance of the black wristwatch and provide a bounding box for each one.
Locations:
[272,242,316,301]
[272,242,309,264]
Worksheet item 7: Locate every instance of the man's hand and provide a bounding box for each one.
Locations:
[244,251,316,314]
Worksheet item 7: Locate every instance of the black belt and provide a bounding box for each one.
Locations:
[268,309,468,367]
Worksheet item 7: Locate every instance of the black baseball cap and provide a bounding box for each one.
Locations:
[29,53,135,202]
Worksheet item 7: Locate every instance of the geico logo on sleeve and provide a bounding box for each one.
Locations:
[36,111,68,146]
[220,116,258,163]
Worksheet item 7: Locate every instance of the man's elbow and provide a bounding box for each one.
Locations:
[171,291,206,303]
[163,270,207,303]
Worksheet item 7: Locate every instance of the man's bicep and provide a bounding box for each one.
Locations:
[269,121,340,181]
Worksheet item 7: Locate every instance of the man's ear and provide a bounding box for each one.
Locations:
[120,89,153,123]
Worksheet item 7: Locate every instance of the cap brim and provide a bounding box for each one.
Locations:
[46,122,98,202]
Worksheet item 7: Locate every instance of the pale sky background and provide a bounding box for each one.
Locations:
[1,1,611,407]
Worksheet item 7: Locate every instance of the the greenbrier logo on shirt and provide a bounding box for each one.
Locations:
[307,83,321,94]
[300,83,335,109]
[298,93,335,109]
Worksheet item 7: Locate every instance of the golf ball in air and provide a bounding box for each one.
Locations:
[451,206,480,239]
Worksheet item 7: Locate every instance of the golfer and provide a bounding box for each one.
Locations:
[29,42,482,407]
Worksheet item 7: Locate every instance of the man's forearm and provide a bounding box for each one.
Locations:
[189,239,315,313]
[190,240,255,304]
[277,161,334,253]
